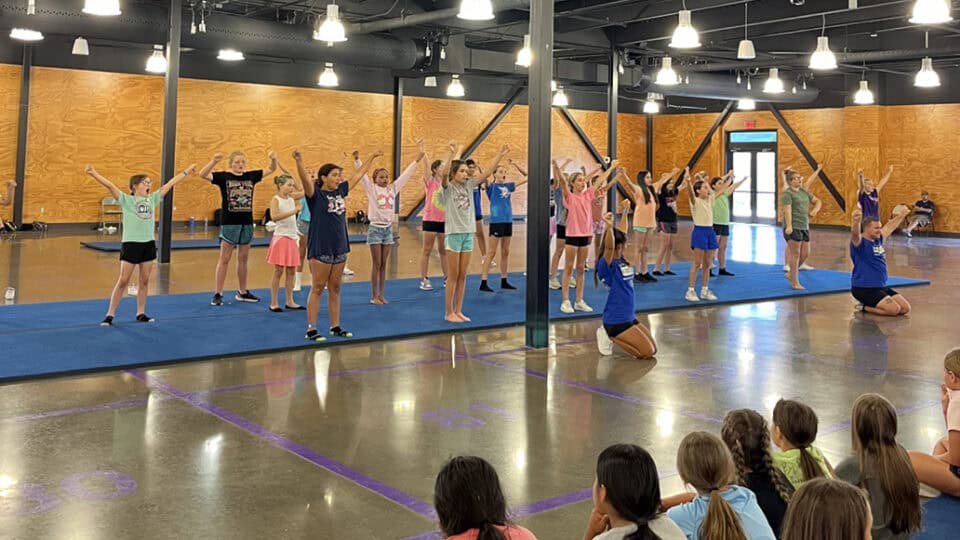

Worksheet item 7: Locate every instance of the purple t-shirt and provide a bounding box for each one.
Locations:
[850,236,888,288]
[858,189,879,219]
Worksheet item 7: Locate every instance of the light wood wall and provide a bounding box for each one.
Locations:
[0,64,21,217]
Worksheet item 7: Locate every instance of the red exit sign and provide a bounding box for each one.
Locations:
[744,120,756,129]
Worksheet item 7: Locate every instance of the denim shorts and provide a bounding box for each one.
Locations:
[297,219,310,236]
[444,232,474,253]
[315,253,348,265]
[366,225,394,245]
[220,224,254,246]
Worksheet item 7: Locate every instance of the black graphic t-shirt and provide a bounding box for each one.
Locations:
[307,182,350,259]
[211,170,264,225]
[657,183,680,223]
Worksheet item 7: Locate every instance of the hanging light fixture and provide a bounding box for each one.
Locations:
[458,0,494,21]
[217,49,244,61]
[516,34,532,67]
[643,93,661,114]
[915,32,941,87]
[318,62,339,87]
[808,15,837,70]
[552,86,569,107]
[198,2,206,33]
[792,84,797,94]
[314,3,347,43]
[424,76,437,88]
[72,37,90,55]
[145,45,167,74]
[669,6,701,49]
[27,0,35,15]
[736,72,742,84]
[447,74,465,97]
[738,98,756,110]
[737,4,756,60]
[655,57,679,85]
[853,80,875,104]
[10,28,43,41]
[763,68,785,93]
[82,0,121,16]
[747,76,752,90]
[909,0,953,24]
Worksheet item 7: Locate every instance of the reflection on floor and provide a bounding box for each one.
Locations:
[0,222,957,538]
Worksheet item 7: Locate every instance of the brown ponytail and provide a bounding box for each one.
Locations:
[702,489,748,540]
[773,399,828,482]
[676,432,747,540]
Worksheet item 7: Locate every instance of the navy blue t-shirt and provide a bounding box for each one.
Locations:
[307,182,350,260]
[472,181,483,219]
[850,236,888,288]
[596,257,636,324]
[487,182,516,224]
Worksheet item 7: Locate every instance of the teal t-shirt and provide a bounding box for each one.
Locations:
[712,194,731,225]
[118,192,162,243]
[779,188,812,230]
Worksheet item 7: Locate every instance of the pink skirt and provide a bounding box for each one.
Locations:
[266,235,300,267]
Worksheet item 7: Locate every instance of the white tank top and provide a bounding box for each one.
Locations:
[273,195,299,240]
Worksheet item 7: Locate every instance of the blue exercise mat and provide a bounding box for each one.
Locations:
[917,495,960,539]
[0,261,928,381]
[81,235,372,252]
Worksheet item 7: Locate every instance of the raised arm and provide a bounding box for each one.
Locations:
[881,205,911,239]
[601,212,616,265]
[84,165,122,199]
[803,163,823,190]
[476,145,509,183]
[653,167,679,193]
[724,177,748,195]
[850,206,863,246]
[394,140,427,191]
[292,149,314,198]
[347,151,383,189]
[876,165,894,193]
[441,142,457,188]
[0,181,15,206]
[199,153,223,181]
[857,168,865,193]
[157,164,197,197]
[278,160,305,196]
[509,158,527,178]
[262,151,279,177]
[676,167,691,191]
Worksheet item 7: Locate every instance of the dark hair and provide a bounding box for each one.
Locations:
[784,169,800,183]
[465,159,476,166]
[317,163,343,187]
[781,478,871,540]
[772,399,827,483]
[448,159,466,183]
[693,179,706,195]
[595,227,628,289]
[709,176,723,188]
[862,216,880,229]
[431,159,443,175]
[635,170,652,205]
[434,456,509,540]
[596,444,664,540]
[129,174,149,194]
[722,409,792,504]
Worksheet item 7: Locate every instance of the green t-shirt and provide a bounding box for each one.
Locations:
[712,194,731,225]
[118,192,162,243]
[772,446,832,488]
[779,188,812,230]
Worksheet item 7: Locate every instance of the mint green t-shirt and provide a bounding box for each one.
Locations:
[772,446,833,488]
[118,192,162,243]
[712,194,731,225]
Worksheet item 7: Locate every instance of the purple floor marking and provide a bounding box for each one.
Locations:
[126,368,436,521]
[0,398,149,423]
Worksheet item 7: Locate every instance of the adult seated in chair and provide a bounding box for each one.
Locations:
[850,205,912,316]
[903,191,935,237]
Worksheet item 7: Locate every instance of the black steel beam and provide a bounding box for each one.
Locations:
[157,0,182,263]
[12,45,30,228]
[646,113,653,172]
[393,77,404,215]
[558,106,632,200]
[462,85,527,159]
[525,0,553,349]
[607,47,621,212]
[686,100,735,172]
[765,103,845,212]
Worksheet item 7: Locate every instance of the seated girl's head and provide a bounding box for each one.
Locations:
[781,478,871,540]
[371,168,390,187]
[721,409,792,503]
[274,174,295,195]
[944,348,960,390]
[593,444,662,537]
[129,174,151,196]
[434,456,509,540]
[772,399,826,482]
[676,432,747,539]
[317,163,343,190]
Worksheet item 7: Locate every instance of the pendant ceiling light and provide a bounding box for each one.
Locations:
[669,8,701,49]
[552,86,569,107]
[516,34,532,67]
[909,0,953,24]
[145,45,167,74]
[314,3,347,43]
[217,49,244,61]
[763,68,785,94]
[27,0,35,15]
[82,0,121,16]
[318,63,339,87]
[737,98,756,110]
[447,74,465,97]
[737,4,756,59]
[643,94,661,114]
[72,37,90,56]
[914,57,940,87]
[853,80,875,104]
[424,76,437,88]
[10,28,43,41]
[655,57,679,86]
[809,15,837,70]
[458,0,494,21]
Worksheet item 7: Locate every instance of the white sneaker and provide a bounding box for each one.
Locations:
[548,277,562,289]
[799,263,815,271]
[419,278,433,291]
[343,266,355,276]
[685,288,700,302]
[293,272,302,292]
[569,277,577,288]
[700,288,718,301]
[596,327,613,355]
[574,300,593,312]
[783,265,790,272]
[127,285,138,296]
[560,300,574,314]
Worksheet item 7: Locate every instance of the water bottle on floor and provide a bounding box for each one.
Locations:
[4,287,15,302]
[189,216,195,235]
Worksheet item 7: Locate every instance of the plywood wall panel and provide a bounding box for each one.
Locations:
[0,64,20,219]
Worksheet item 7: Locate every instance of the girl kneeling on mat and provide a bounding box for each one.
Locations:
[594,199,657,359]
[86,163,196,326]
[266,174,304,312]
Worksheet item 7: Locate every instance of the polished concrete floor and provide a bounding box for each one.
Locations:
[0,221,957,539]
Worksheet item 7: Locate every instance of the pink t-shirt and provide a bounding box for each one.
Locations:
[632,185,657,228]
[564,187,594,238]
[447,525,537,540]
[362,161,418,227]
[947,389,960,432]
[423,177,445,223]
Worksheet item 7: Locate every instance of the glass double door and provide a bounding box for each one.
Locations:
[726,134,778,224]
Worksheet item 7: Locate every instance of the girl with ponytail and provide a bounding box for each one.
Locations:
[583,444,685,540]
[771,399,834,488]
[667,432,775,540]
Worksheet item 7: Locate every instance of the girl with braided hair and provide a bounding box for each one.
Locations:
[721,410,794,538]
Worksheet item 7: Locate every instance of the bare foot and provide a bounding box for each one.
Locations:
[791,283,805,290]
[370,298,382,305]
[445,314,463,323]
[378,296,389,304]
[284,303,303,309]
[457,312,472,322]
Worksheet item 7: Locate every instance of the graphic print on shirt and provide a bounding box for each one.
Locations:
[872,243,886,257]
[326,193,346,215]
[134,200,153,221]
[225,180,254,213]
[375,192,394,211]
[454,188,471,210]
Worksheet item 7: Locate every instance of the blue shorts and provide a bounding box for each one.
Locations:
[313,253,348,265]
[366,225,394,245]
[220,224,254,246]
[445,232,474,253]
[691,225,719,251]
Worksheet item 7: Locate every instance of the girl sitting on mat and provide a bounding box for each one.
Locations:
[685,169,719,302]
[594,199,657,359]
[909,348,960,498]
[361,139,426,304]
[86,163,196,326]
[266,174,304,312]
[293,148,379,342]
[478,158,528,292]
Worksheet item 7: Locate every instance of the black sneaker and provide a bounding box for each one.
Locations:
[100,315,114,327]
[211,293,223,306]
[501,279,516,290]
[136,313,155,322]
[652,270,664,276]
[664,270,677,276]
[305,329,327,342]
[479,281,494,292]
[642,273,658,283]
[235,291,260,303]
[719,269,735,276]
[634,274,645,282]
[709,269,716,277]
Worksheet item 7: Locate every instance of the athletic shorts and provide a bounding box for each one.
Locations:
[120,240,157,264]
[556,225,566,240]
[783,229,810,242]
[220,224,254,246]
[566,235,590,248]
[658,221,678,234]
[422,220,445,234]
[691,225,719,251]
[851,286,899,308]
[489,223,513,238]
[366,225,394,245]
[592,220,605,235]
[633,226,652,233]
[604,319,639,339]
[445,232,474,253]
[313,253,348,265]
[297,219,310,236]
[713,224,730,237]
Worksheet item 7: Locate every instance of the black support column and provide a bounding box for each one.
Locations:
[646,114,653,172]
[606,48,619,212]
[12,45,31,228]
[157,0,182,263]
[393,77,404,215]
[525,0,554,349]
